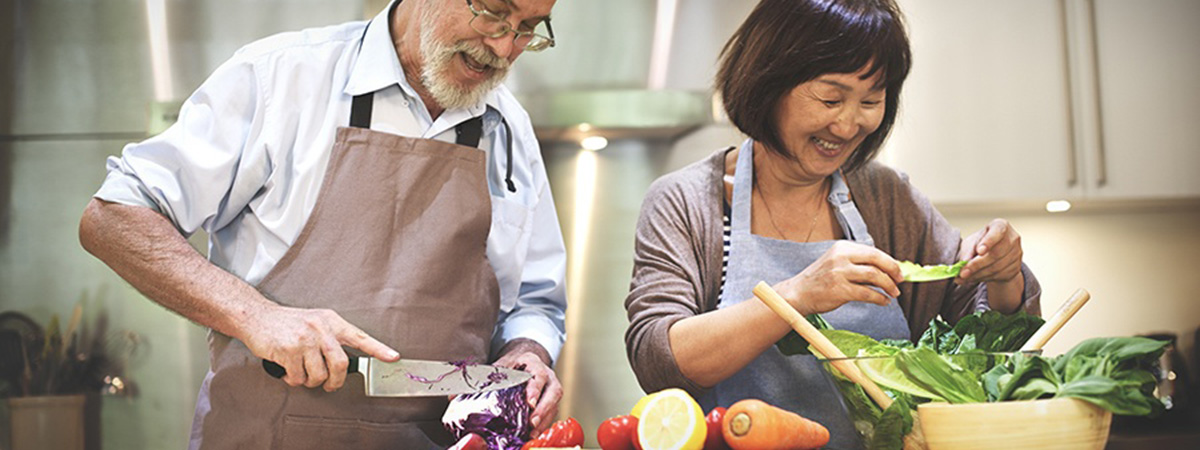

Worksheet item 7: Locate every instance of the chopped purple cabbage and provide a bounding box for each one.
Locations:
[405,359,511,393]
[442,382,532,450]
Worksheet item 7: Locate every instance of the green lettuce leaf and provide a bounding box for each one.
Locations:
[867,396,914,450]
[895,347,987,404]
[899,260,967,282]
[950,310,1044,352]
[775,314,832,356]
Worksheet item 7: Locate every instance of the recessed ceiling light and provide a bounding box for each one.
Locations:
[580,136,608,151]
[1045,200,1072,213]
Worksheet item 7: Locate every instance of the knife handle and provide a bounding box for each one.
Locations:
[261,358,360,379]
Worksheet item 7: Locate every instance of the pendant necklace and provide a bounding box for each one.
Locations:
[755,176,829,243]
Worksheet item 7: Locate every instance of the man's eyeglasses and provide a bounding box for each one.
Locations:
[465,0,555,52]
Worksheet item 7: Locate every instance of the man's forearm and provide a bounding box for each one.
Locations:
[79,198,274,341]
[495,337,552,366]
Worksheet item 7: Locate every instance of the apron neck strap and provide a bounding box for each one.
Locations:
[730,139,873,245]
[730,139,756,233]
[346,92,514,193]
[455,116,484,147]
[350,93,374,128]
[347,92,483,147]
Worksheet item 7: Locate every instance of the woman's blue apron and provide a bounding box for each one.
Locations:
[696,140,910,449]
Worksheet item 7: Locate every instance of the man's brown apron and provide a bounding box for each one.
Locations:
[192,91,501,449]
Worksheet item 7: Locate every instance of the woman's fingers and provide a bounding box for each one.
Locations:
[835,242,903,283]
[843,264,900,298]
[974,220,1003,255]
[966,252,1022,283]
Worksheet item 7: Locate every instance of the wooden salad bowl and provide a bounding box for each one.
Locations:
[917,397,1111,450]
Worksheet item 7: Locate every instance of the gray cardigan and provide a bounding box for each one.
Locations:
[624,148,1042,396]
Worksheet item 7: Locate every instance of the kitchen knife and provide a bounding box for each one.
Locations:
[262,357,532,397]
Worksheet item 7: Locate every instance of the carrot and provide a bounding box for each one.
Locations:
[721,399,829,450]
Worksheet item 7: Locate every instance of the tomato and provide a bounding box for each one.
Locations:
[597,415,638,450]
[520,438,547,450]
[631,424,643,450]
[702,407,731,450]
[535,417,585,447]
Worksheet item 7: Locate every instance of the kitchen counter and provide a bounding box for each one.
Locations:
[1105,409,1200,450]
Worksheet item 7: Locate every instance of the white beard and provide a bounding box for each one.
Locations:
[418,7,510,110]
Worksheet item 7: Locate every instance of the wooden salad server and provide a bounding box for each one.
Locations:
[752,281,927,449]
[1020,288,1091,352]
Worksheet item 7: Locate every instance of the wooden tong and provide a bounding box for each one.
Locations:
[752,282,893,408]
[753,281,927,449]
[1020,288,1091,352]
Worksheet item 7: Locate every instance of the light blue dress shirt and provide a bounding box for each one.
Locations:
[94,3,568,362]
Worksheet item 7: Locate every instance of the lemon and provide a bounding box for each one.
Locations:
[635,389,706,450]
[630,391,658,418]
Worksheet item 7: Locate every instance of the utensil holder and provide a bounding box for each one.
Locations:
[8,394,85,450]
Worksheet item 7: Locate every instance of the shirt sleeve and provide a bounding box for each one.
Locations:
[94,50,270,237]
[490,139,568,365]
[624,173,712,397]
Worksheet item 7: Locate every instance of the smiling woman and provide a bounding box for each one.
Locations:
[624,1,1043,448]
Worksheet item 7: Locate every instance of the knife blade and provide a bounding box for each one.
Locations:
[262,357,532,397]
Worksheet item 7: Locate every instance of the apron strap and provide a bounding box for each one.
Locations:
[349,92,374,129]
[348,92,516,193]
[455,116,483,147]
[829,170,875,246]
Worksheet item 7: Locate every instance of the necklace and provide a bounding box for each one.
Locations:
[754,176,829,243]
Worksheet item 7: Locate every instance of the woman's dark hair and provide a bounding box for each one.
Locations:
[716,0,911,173]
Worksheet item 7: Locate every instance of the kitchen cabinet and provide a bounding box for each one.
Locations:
[882,0,1200,205]
[1087,0,1200,200]
[883,0,1078,204]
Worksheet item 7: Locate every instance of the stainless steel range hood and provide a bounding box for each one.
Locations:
[518,89,713,141]
[507,0,755,142]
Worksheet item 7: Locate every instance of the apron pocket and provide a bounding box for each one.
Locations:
[278,414,446,450]
[488,195,534,311]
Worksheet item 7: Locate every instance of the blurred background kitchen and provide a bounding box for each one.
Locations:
[1,0,1198,448]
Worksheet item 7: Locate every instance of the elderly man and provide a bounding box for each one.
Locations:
[79,0,564,448]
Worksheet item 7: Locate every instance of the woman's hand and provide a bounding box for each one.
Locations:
[957,218,1023,284]
[773,241,902,315]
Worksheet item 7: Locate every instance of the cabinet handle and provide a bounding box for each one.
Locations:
[1060,0,1078,187]
[1084,0,1107,187]
[1063,0,1108,188]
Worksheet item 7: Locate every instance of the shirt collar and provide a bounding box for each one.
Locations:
[344,0,406,97]
[345,0,496,119]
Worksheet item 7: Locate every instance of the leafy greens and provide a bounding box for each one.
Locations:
[899,260,967,282]
[774,310,1166,450]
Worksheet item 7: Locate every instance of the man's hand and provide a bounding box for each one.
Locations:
[493,338,560,435]
[241,305,399,392]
